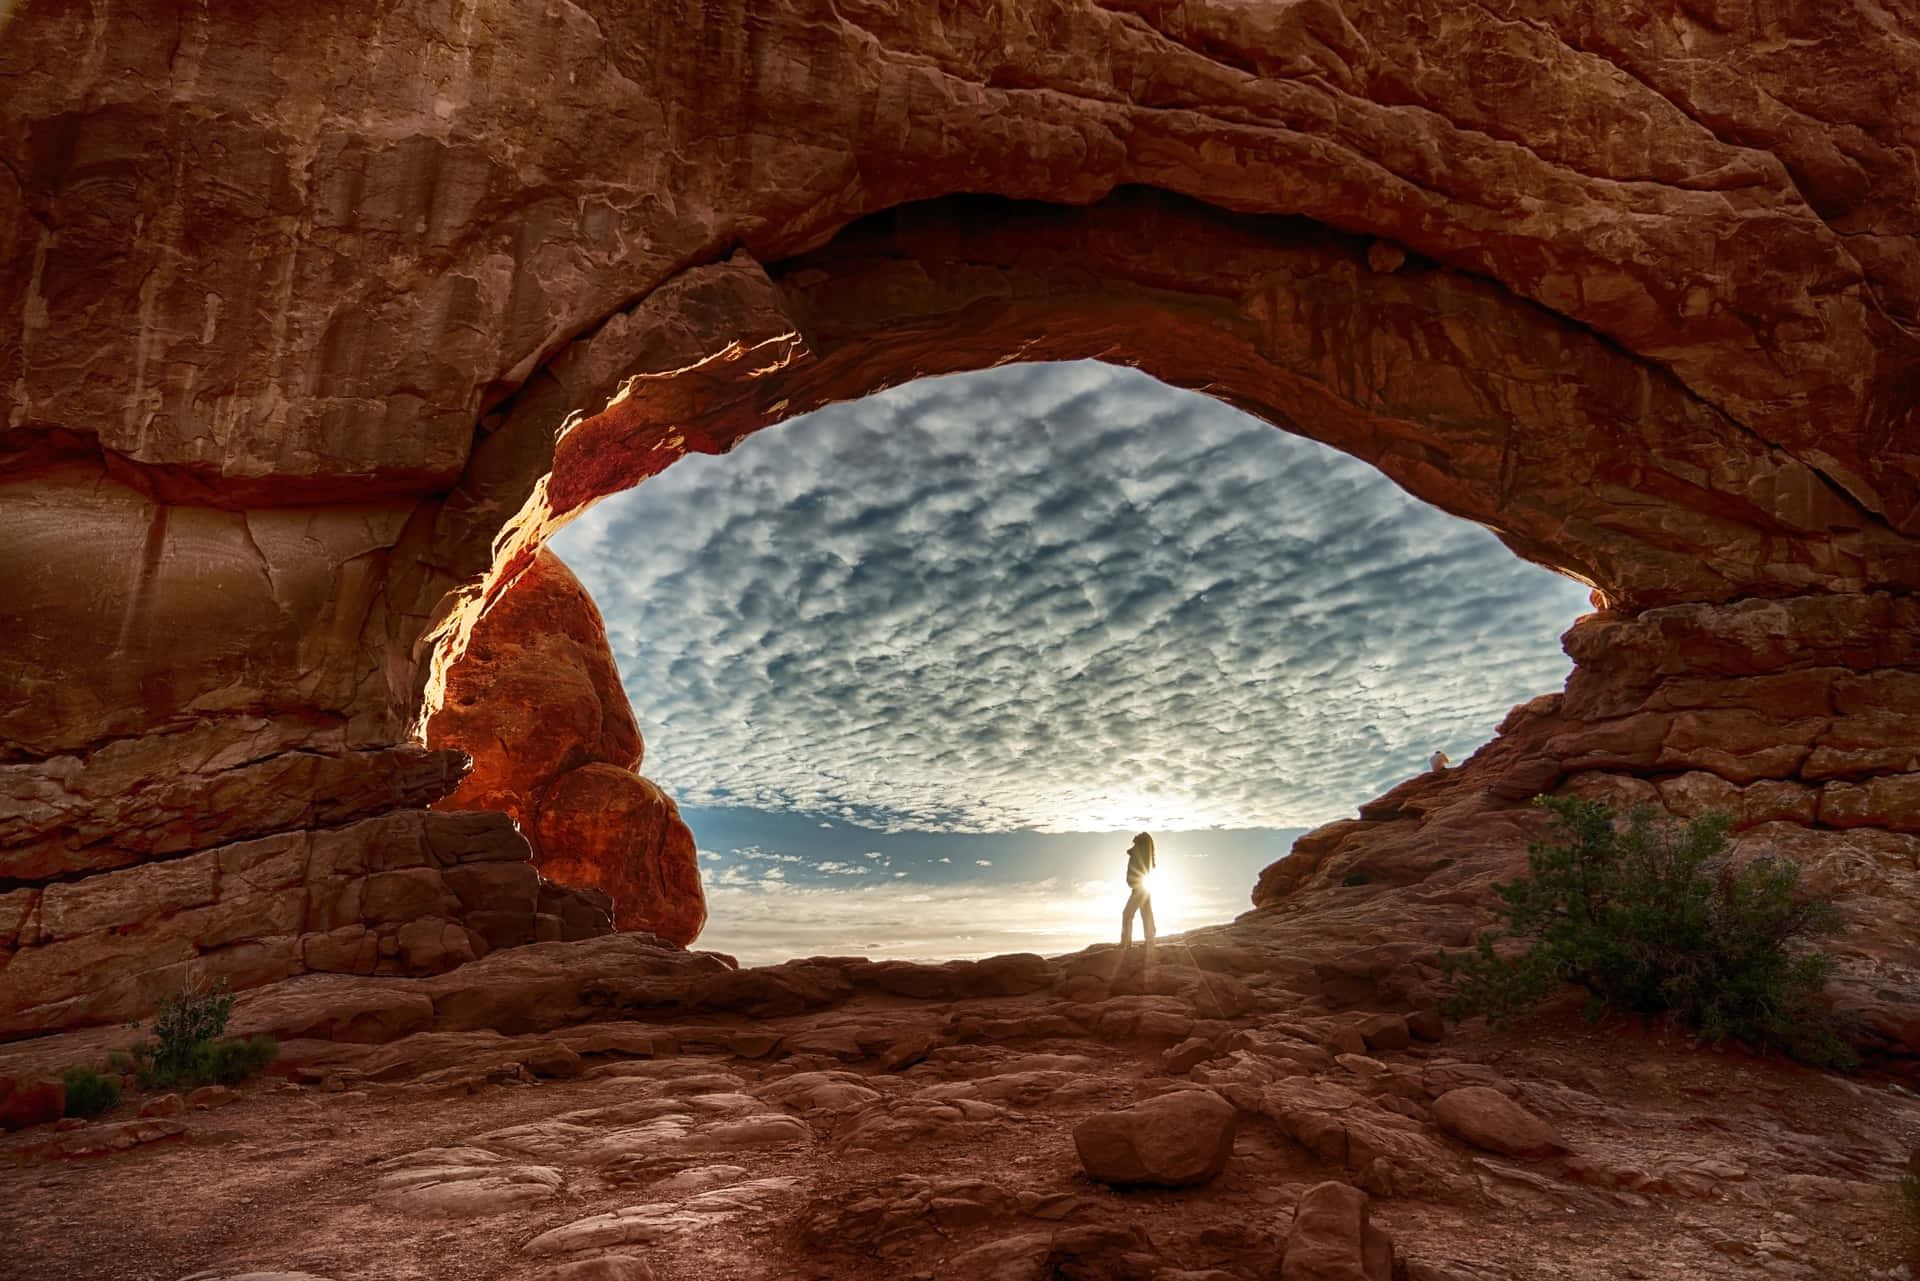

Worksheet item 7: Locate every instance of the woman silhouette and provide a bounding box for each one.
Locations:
[1119,832,1156,951]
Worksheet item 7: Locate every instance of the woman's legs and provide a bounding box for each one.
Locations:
[1121,885,1153,947]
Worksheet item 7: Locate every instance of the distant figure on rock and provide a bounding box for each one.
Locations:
[1429,749,1450,772]
[1120,832,1156,953]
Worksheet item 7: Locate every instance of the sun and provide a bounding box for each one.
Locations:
[1135,860,1186,925]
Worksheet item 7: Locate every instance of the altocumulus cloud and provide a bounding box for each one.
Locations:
[551,361,1592,835]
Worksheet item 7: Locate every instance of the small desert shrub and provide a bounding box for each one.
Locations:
[60,1065,121,1118]
[1438,796,1851,1067]
[124,975,278,1088]
[198,1035,280,1085]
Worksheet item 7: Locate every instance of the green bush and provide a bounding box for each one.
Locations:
[150,974,237,1064]
[60,1065,122,1118]
[124,975,278,1088]
[1438,796,1851,1067]
[199,1035,279,1085]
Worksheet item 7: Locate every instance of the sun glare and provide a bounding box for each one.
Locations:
[1135,861,1185,926]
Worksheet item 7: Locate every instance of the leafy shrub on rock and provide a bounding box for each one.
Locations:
[123,976,279,1089]
[1438,796,1850,1067]
[60,1066,121,1118]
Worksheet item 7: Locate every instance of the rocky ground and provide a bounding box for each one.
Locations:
[3,908,1918,1281]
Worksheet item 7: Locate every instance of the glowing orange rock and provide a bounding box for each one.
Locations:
[428,550,705,945]
[533,765,706,948]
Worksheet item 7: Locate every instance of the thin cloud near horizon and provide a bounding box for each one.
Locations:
[551,360,1593,836]
[692,848,1259,967]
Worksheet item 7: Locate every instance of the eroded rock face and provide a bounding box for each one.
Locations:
[1,0,1917,1034]
[0,808,611,1040]
[428,551,643,824]
[426,550,705,946]
[532,766,706,948]
[1250,592,1920,1061]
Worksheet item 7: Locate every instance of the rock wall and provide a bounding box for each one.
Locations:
[426,549,706,945]
[1,0,1916,1034]
[0,803,613,1040]
[1253,593,1920,1059]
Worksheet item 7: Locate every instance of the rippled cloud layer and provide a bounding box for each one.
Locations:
[551,361,1591,835]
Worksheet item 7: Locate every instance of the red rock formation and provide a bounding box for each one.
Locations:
[1,0,1917,1036]
[0,1075,63,1131]
[0,807,598,1040]
[1284,1182,1394,1281]
[533,766,707,948]
[428,550,642,823]
[6,925,1919,1278]
[1250,592,1920,1061]
[1073,1089,1238,1187]
[427,550,705,946]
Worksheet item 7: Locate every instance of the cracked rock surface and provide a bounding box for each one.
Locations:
[3,914,1918,1280]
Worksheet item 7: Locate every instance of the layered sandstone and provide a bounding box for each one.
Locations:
[0,0,1916,1037]
[1251,592,1920,1061]
[0,806,612,1040]
[426,549,706,945]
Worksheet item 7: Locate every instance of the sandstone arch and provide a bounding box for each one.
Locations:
[2,0,1916,1048]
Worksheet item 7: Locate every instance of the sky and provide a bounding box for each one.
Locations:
[549,361,1593,964]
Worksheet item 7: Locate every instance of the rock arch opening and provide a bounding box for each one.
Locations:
[391,190,1917,1054]
[453,357,1593,962]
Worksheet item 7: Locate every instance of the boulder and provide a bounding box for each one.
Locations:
[533,766,705,946]
[523,1260,660,1281]
[1355,1014,1411,1053]
[1163,1036,1220,1075]
[1281,1181,1393,1281]
[1072,1089,1236,1187]
[0,1075,65,1130]
[1430,1087,1567,1161]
